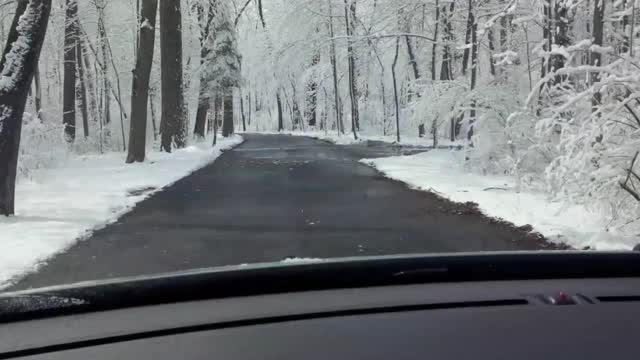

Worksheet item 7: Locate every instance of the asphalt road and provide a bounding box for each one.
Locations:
[13,134,559,289]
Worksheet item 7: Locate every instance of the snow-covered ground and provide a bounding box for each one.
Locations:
[250,130,459,147]
[0,135,243,288]
[362,150,637,251]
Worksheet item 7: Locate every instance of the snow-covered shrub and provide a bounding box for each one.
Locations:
[17,113,68,181]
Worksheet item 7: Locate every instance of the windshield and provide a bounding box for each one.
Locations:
[0,0,636,290]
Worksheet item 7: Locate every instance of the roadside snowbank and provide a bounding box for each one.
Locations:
[362,149,636,251]
[0,135,243,288]
[252,130,459,147]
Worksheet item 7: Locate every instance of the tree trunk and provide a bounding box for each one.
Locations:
[76,37,89,138]
[431,0,440,81]
[33,63,43,121]
[97,3,110,127]
[63,0,78,142]
[461,0,474,76]
[392,37,401,143]
[212,95,220,146]
[240,91,247,132]
[277,91,284,131]
[468,13,478,140]
[126,0,158,163]
[0,0,52,216]
[405,34,420,80]
[160,0,186,152]
[150,88,158,141]
[328,0,343,133]
[222,91,234,137]
[194,94,208,138]
[551,1,570,84]
[305,52,320,127]
[193,2,215,139]
[591,0,604,109]
[488,27,496,76]
[344,0,358,139]
[439,2,454,81]
[622,0,630,53]
[81,42,98,124]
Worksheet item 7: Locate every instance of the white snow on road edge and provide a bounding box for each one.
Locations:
[0,135,244,289]
[362,149,637,251]
[247,130,460,147]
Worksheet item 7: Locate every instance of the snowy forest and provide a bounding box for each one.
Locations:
[2,0,640,244]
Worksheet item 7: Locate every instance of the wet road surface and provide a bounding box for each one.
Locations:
[12,134,556,289]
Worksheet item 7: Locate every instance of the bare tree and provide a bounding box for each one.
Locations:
[462,0,474,76]
[305,51,320,127]
[222,91,234,137]
[193,0,215,139]
[96,0,110,129]
[277,91,284,131]
[430,0,440,81]
[328,0,343,134]
[127,0,158,163]
[0,0,53,215]
[344,0,358,139]
[392,36,401,143]
[160,0,186,152]
[591,0,604,110]
[440,1,454,82]
[63,0,78,142]
[33,64,43,121]
[76,36,89,138]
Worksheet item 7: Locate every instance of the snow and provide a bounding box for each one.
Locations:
[362,149,638,251]
[140,19,154,30]
[253,130,460,147]
[280,257,324,264]
[0,135,244,289]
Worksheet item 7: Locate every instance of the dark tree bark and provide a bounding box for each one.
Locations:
[0,0,52,216]
[468,13,478,140]
[63,0,78,142]
[499,15,508,51]
[212,95,220,146]
[344,0,358,139]
[222,92,234,137]
[622,0,630,53]
[149,87,158,140]
[240,91,247,131]
[160,0,186,152]
[592,0,604,109]
[550,1,570,84]
[440,2,455,81]
[97,2,110,127]
[33,64,43,121]
[405,32,420,80]
[81,42,97,124]
[76,37,89,138]
[461,0,474,76]
[488,27,496,77]
[392,37,401,143]
[289,81,303,129]
[431,0,440,81]
[126,0,158,163]
[328,0,343,133]
[194,97,208,138]
[305,52,320,127]
[193,1,215,139]
[277,92,284,131]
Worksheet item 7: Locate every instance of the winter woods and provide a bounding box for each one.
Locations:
[2,0,640,236]
[237,0,640,235]
[0,0,242,214]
